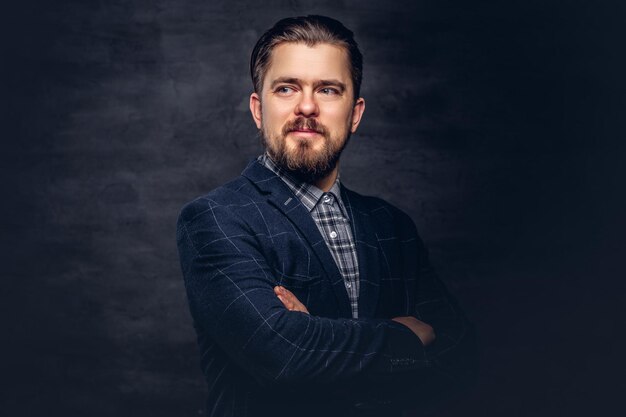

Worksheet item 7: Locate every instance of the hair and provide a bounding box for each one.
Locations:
[250,15,363,101]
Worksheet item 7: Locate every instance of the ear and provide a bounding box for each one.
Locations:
[250,92,262,129]
[350,97,365,133]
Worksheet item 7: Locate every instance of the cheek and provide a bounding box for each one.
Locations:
[325,105,353,126]
[263,105,291,127]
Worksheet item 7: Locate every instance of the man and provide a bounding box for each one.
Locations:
[177,15,475,417]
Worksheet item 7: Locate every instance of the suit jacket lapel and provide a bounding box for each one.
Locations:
[241,159,352,318]
[340,185,382,319]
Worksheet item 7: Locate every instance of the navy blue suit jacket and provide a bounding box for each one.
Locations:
[177,158,475,417]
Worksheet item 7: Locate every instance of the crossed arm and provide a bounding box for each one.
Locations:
[274,285,437,346]
[178,199,475,391]
[177,200,442,389]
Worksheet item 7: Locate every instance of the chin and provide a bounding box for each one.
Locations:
[287,140,321,155]
[288,134,323,147]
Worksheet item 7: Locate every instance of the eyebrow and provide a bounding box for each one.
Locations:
[270,77,347,93]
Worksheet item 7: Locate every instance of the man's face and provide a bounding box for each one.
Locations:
[250,42,365,183]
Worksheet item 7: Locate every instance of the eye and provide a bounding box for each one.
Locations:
[319,87,340,95]
[275,86,295,95]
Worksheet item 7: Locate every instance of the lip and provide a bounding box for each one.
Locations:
[290,129,320,133]
[289,129,321,137]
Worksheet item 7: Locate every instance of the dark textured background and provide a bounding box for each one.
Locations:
[2,1,624,416]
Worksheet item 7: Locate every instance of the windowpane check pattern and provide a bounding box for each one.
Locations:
[259,153,360,318]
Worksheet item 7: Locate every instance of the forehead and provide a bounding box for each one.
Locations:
[263,42,352,90]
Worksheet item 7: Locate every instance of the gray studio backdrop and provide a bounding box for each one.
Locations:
[3,1,623,416]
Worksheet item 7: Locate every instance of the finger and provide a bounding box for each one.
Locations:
[276,294,286,306]
[292,299,308,314]
[280,287,300,305]
[276,286,309,314]
[276,285,292,299]
[275,286,290,301]
[278,286,295,303]
[280,286,294,297]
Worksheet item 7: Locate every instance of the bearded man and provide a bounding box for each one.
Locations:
[177,15,475,417]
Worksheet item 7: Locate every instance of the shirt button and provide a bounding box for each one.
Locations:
[346,282,352,288]
[329,231,338,239]
[323,195,331,204]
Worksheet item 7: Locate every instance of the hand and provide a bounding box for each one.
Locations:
[274,285,310,314]
[391,316,436,346]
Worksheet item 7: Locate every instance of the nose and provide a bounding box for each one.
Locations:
[295,90,319,117]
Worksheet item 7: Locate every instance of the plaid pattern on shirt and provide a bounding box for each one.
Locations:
[258,152,361,318]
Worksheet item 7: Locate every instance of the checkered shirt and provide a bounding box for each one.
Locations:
[258,153,360,318]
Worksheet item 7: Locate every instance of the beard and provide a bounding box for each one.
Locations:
[260,116,351,184]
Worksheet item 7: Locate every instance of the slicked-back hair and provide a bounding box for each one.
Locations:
[250,15,363,101]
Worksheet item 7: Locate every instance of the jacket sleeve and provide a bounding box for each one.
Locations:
[176,198,433,388]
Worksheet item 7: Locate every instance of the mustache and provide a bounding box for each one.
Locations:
[282,117,329,137]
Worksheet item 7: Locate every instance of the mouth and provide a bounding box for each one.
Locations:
[289,129,321,137]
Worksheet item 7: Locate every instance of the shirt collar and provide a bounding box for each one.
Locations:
[257,152,349,218]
